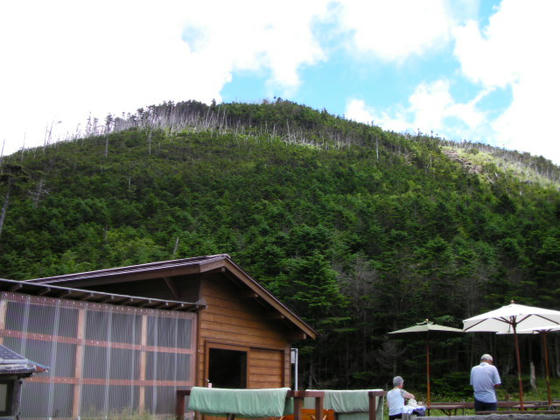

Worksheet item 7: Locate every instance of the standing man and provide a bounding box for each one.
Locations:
[470,354,501,412]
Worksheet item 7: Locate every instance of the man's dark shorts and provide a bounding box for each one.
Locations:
[474,399,497,411]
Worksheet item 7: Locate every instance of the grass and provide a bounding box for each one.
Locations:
[443,145,560,188]
[80,409,176,420]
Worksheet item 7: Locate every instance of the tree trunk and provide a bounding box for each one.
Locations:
[530,361,537,390]
[172,237,179,257]
[33,177,45,208]
[0,186,11,238]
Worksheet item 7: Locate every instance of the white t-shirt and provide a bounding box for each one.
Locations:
[387,388,405,416]
[470,361,501,403]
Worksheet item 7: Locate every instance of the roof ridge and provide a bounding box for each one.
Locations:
[26,254,231,283]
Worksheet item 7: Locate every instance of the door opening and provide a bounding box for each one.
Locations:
[208,348,247,388]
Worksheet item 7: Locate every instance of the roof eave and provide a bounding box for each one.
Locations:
[23,255,318,340]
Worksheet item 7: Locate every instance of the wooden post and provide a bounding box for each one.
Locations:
[176,391,185,420]
[72,308,86,418]
[293,391,303,420]
[176,389,191,420]
[369,392,376,420]
[292,391,323,420]
[314,393,323,420]
[0,297,7,345]
[139,314,148,412]
[542,332,552,406]
[368,391,385,420]
[426,340,431,407]
[513,326,524,410]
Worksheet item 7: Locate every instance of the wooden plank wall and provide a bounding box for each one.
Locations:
[197,274,292,388]
[250,348,284,388]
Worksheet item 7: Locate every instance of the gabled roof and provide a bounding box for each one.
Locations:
[25,254,317,340]
[26,254,231,286]
[0,277,204,311]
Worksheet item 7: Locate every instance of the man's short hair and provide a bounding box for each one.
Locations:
[393,376,404,387]
[481,354,493,362]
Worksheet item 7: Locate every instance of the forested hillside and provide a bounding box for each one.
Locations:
[1,100,560,396]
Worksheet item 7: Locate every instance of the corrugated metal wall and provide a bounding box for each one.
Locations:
[0,292,196,419]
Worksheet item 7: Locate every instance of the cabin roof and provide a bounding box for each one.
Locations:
[24,254,318,339]
[0,277,204,311]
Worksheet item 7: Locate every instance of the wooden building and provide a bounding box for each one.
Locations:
[0,254,316,418]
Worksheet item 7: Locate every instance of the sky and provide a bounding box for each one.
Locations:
[1,0,560,163]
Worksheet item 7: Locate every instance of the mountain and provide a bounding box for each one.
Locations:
[1,100,560,393]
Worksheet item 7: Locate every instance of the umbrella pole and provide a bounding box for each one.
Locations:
[542,332,551,406]
[426,340,431,407]
[513,325,524,410]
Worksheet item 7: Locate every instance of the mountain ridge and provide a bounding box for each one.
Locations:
[4,99,558,186]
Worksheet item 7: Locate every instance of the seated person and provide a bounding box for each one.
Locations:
[387,376,425,419]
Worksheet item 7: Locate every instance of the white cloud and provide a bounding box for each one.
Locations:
[453,0,560,162]
[345,99,375,125]
[335,0,456,62]
[0,0,330,155]
[346,99,410,133]
[409,80,486,133]
[409,81,454,130]
[346,80,487,140]
[182,0,329,94]
[348,1,560,163]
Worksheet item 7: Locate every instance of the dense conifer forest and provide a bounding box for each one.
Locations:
[1,100,560,398]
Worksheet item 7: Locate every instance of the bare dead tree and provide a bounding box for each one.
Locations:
[0,164,27,238]
[30,176,47,208]
[0,185,10,238]
[172,237,179,257]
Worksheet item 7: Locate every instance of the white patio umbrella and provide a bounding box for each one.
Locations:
[463,301,560,409]
[515,324,560,406]
[389,319,463,406]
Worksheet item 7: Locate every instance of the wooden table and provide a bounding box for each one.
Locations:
[427,402,467,416]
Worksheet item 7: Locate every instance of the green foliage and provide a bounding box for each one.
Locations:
[431,371,472,400]
[1,100,560,392]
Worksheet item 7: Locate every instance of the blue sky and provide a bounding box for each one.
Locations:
[1,0,559,163]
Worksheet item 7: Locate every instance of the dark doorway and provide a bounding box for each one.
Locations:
[208,348,247,388]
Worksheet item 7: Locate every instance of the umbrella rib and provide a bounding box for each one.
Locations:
[463,319,486,331]
[534,314,560,325]
[464,316,511,331]
[464,317,504,331]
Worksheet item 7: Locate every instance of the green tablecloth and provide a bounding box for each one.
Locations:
[188,387,293,417]
[305,389,384,420]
